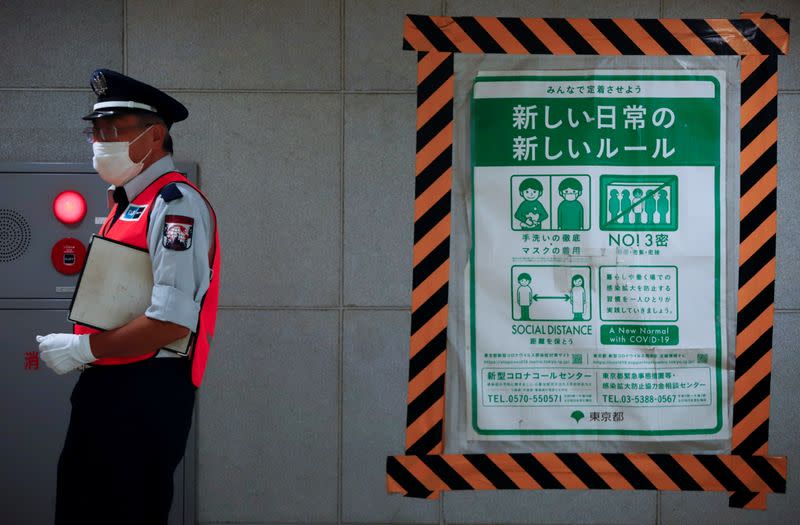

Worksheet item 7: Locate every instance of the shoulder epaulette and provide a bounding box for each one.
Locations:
[159,183,184,202]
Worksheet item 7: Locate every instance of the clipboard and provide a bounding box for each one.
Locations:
[68,235,192,355]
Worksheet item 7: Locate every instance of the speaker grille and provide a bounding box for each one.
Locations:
[0,209,31,262]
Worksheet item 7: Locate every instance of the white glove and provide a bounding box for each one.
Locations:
[36,333,96,375]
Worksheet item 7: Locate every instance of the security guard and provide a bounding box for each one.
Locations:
[36,69,221,525]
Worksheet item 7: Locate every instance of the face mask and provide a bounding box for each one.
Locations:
[92,126,153,186]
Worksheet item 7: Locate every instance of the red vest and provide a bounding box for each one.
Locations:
[74,171,221,387]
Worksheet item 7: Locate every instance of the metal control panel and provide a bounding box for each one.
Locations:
[0,162,197,525]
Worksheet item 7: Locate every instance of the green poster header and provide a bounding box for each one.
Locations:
[472,75,721,168]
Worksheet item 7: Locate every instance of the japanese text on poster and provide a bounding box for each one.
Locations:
[467,70,728,441]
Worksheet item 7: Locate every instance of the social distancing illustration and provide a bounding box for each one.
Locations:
[511,265,591,321]
[510,175,590,231]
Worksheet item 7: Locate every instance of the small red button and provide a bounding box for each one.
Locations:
[53,191,87,224]
[51,238,86,275]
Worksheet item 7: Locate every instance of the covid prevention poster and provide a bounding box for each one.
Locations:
[467,70,728,441]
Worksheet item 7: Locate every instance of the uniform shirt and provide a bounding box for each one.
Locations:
[108,155,212,356]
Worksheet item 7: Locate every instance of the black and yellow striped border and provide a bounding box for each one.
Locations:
[387,453,787,499]
[402,14,789,55]
[391,13,789,510]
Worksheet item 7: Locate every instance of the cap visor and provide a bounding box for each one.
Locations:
[82,109,122,120]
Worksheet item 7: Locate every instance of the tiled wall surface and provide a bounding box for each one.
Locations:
[2,1,798,524]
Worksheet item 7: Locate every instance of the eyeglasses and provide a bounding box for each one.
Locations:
[81,125,149,143]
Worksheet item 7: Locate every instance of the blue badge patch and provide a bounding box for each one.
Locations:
[120,204,148,221]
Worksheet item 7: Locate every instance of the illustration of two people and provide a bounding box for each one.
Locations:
[514,177,584,230]
[516,273,586,321]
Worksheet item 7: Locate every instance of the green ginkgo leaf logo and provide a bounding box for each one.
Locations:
[570,410,585,423]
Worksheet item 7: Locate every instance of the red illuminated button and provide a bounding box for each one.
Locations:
[51,238,86,275]
[53,191,87,224]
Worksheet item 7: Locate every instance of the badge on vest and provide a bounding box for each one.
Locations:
[120,204,148,221]
[163,215,194,251]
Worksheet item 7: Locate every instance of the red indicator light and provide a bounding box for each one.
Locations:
[53,191,87,224]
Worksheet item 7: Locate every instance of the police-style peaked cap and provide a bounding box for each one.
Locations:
[82,69,188,126]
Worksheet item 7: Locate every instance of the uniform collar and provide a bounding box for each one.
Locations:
[106,155,176,208]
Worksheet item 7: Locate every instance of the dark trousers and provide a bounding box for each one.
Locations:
[55,358,196,525]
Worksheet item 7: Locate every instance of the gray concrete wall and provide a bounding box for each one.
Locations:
[1,1,798,524]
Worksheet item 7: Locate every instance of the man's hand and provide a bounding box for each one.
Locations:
[36,334,96,374]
